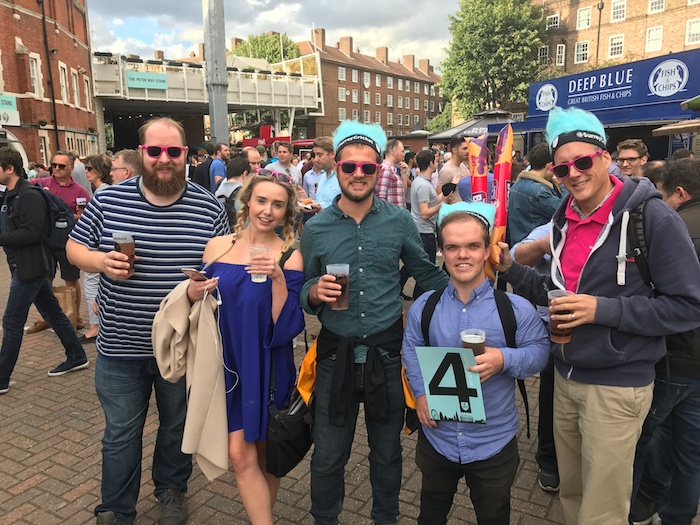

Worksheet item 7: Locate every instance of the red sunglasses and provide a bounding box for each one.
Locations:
[337,161,380,176]
[551,149,604,178]
[255,168,293,184]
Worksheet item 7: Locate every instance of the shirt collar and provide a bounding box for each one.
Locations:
[567,175,622,223]
[446,278,492,304]
[52,175,75,187]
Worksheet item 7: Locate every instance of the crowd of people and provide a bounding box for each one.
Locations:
[0,107,698,525]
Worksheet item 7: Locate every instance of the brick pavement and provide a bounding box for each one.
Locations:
[0,262,694,524]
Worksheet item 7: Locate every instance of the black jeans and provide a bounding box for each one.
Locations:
[400,232,437,299]
[536,354,558,473]
[415,430,519,525]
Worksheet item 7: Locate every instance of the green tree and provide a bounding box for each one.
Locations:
[426,101,453,133]
[232,32,300,63]
[441,0,545,118]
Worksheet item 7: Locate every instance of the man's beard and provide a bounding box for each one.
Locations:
[141,162,186,197]
[340,179,375,203]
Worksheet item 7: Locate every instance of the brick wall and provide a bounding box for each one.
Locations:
[1,0,96,163]
[541,0,700,74]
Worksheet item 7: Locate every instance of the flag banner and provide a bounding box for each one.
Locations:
[488,125,513,277]
[467,133,489,202]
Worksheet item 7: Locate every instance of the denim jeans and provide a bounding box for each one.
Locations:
[632,376,700,525]
[0,270,86,387]
[311,353,405,525]
[94,354,192,524]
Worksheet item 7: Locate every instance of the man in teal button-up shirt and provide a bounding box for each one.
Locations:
[300,121,448,525]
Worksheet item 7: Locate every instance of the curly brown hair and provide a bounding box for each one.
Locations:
[233,175,297,252]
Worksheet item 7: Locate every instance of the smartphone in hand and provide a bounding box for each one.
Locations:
[181,268,208,281]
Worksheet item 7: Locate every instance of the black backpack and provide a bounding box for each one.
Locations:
[19,185,76,251]
[627,199,656,293]
[418,287,532,438]
[191,158,214,191]
[217,185,242,229]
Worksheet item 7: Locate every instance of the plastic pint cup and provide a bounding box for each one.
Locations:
[326,263,349,310]
[460,329,486,356]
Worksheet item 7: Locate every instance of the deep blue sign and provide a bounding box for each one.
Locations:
[528,49,700,117]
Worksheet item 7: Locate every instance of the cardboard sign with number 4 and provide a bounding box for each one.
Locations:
[415,347,486,424]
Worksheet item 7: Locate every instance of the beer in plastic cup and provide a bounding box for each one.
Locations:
[326,263,349,310]
[76,197,87,212]
[547,289,575,344]
[460,329,486,356]
[113,232,135,275]
[250,244,269,283]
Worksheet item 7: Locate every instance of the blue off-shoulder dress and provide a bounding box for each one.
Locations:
[207,261,305,441]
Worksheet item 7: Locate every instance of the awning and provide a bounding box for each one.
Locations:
[681,95,700,112]
[428,109,513,142]
[652,119,700,136]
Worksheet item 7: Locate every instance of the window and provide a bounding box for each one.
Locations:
[29,55,41,97]
[387,112,393,125]
[430,101,435,112]
[398,96,403,108]
[414,98,419,110]
[338,108,347,121]
[414,115,419,125]
[556,44,566,66]
[71,70,80,107]
[424,84,429,95]
[423,100,429,111]
[375,111,381,124]
[338,87,346,102]
[405,97,410,108]
[363,91,370,104]
[352,109,359,121]
[387,94,393,107]
[430,85,435,96]
[352,89,358,103]
[608,34,624,58]
[546,14,560,29]
[338,66,346,81]
[405,81,410,92]
[649,0,664,13]
[59,62,69,103]
[375,74,381,87]
[575,41,589,64]
[83,77,92,111]
[687,18,700,44]
[38,134,49,166]
[646,26,663,51]
[539,46,549,64]
[414,82,419,93]
[375,93,381,105]
[405,115,410,127]
[352,69,358,83]
[363,72,370,86]
[577,7,591,29]
[363,110,370,123]
[611,0,626,22]
[387,77,393,89]
[398,78,403,90]
[397,114,403,126]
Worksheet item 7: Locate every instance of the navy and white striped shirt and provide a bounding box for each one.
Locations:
[70,177,230,358]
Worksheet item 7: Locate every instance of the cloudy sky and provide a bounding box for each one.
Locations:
[87,0,458,71]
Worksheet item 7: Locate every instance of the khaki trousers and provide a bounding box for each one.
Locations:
[553,372,653,525]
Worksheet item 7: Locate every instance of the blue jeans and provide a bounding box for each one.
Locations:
[94,354,192,524]
[311,354,405,525]
[632,376,700,525]
[0,270,86,386]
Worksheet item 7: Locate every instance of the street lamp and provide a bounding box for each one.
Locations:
[595,1,605,67]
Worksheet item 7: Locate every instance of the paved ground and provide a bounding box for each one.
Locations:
[0,262,696,524]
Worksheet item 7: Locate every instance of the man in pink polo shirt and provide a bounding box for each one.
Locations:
[28,151,90,334]
[495,107,700,525]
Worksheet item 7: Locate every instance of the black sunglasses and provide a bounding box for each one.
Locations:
[51,163,67,170]
[144,145,186,159]
[337,161,380,176]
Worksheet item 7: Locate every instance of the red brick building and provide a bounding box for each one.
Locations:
[297,29,444,140]
[0,0,97,166]
[540,0,700,75]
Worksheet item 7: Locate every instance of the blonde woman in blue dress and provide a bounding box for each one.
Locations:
[199,169,304,524]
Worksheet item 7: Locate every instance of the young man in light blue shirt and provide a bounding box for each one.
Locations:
[402,201,550,525]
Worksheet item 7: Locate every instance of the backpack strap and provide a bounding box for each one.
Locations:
[421,288,445,346]
[627,199,656,293]
[494,289,531,439]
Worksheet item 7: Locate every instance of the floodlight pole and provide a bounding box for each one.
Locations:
[203,0,229,144]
